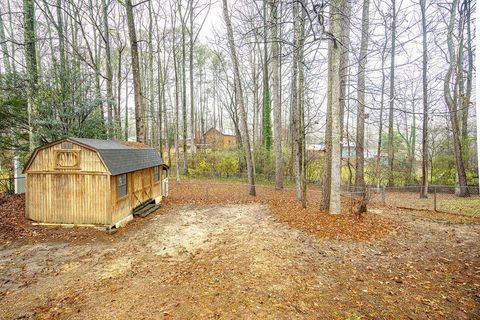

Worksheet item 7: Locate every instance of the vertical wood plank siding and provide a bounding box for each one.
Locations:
[26,173,109,224]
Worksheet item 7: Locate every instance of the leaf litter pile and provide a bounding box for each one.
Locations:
[1,180,479,319]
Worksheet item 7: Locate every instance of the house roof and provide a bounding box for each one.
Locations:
[204,127,236,137]
[204,127,222,135]
[24,137,165,176]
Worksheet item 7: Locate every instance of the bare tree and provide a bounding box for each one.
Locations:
[271,0,283,189]
[173,24,181,182]
[125,0,145,143]
[222,0,256,196]
[355,0,370,191]
[23,0,39,150]
[189,3,195,155]
[375,12,389,188]
[262,0,272,150]
[420,0,428,198]
[178,0,188,174]
[444,0,469,197]
[320,4,333,211]
[292,0,302,202]
[387,0,397,186]
[102,0,114,138]
[329,0,342,214]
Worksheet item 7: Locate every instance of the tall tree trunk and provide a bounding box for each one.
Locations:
[463,0,473,141]
[420,0,428,198]
[179,2,188,174]
[189,4,196,155]
[156,20,164,153]
[89,0,105,130]
[252,38,259,149]
[444,0,469,197]
[329,0,342,214]
[23,0,38,151]
[464,0,474,187]
[148,0,155,145]
[116,46,124,139]
[410,100,416,184]
[125,69,129,140]
[387,0,397,186]
[291,0,301,200]
[262,0,272,150]
[125,0,145,143]
[320,5,334,210]
[457,5,465,146]
[376,20,388,188]
[173,38,181,182]
[141,50,150,143]
[355,0,370,191]
[103,0,114,138]
[271,0,283,189]
[339,0,351,141]
[222,0,256,196]
[56,0,68,130]
[292,0,306,203]
[297,2,306,207]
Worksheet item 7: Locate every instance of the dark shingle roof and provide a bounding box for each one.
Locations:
[70,137,163,176]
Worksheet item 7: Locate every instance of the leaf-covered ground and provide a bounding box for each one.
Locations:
[0,193,112,244]
[0,180,479,319]
[166,180,394,241]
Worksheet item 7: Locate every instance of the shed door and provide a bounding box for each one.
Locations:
[130,168,153,208]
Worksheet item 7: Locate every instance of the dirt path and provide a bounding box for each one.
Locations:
[1,204,479,319]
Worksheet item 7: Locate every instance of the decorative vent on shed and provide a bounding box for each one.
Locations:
[61,142,73,149]
[54,150,80,170]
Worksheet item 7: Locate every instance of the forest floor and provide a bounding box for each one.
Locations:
[0,180,479,319]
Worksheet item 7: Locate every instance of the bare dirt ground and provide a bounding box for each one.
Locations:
[0,181,479,319]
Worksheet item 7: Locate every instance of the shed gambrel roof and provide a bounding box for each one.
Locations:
[70,138,164,175]
[24,137,165,175]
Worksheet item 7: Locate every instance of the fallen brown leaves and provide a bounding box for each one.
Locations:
[0,193,26,240]
[0,193,111,244]
[166,180,393,241]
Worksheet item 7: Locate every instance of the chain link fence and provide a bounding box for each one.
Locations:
[177,172,480,216]
[365,185,480,216]
[0,176,25,194]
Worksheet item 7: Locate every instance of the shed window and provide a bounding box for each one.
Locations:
[117,174,127,198]
[153,166,160,182]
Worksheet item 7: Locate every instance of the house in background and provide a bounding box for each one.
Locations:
[306,142,357,160]
[196,128,237,150]
[23,137,168,229]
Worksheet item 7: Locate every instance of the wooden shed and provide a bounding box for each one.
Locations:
[23,137,168,228]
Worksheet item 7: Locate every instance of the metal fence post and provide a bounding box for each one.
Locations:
[434,186,437,211]
[381,186,386,206]
[9,177,14,194]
